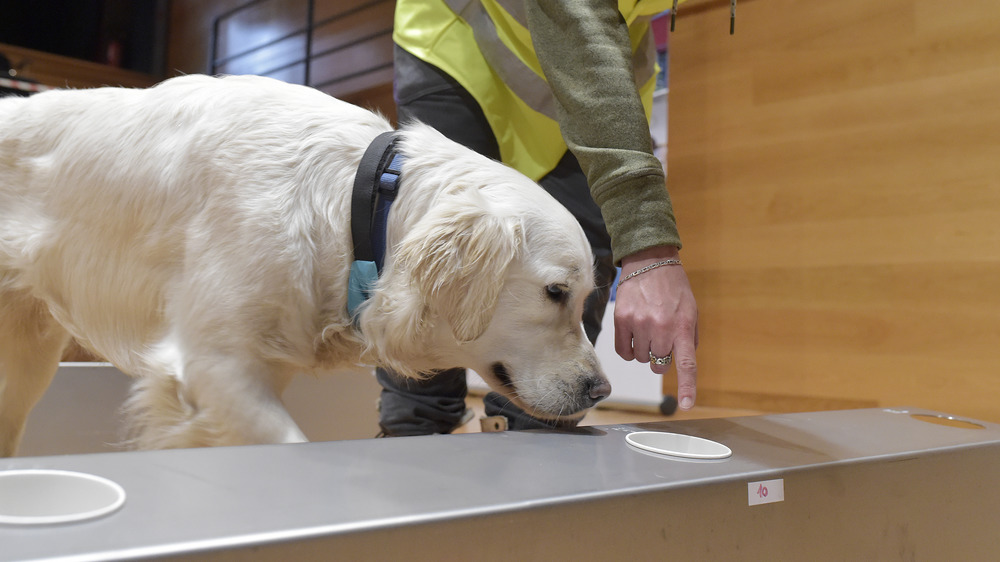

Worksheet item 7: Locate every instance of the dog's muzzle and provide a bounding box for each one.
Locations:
[491,362,611,417]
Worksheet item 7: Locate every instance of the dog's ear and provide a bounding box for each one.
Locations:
[396,189,522,343]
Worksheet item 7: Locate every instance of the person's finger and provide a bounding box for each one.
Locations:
[647,347,673,375]
[614,307,637,361]
[671,334,698,410]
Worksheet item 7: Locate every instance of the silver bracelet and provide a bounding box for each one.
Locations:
[616,259,683,289]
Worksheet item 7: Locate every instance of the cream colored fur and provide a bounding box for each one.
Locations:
[0,74,609,456]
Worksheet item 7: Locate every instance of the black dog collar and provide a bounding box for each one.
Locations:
[348,131,404,319]
[351,130,404,272]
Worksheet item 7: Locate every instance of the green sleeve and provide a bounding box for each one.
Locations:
[524,0,681,264]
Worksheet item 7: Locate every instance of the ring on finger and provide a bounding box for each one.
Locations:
[649,351,672,366]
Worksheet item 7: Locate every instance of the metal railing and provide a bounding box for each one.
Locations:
[210,0,393,91]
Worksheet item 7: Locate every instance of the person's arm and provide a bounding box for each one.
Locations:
[525,0,678,261]
[525,0,698,409]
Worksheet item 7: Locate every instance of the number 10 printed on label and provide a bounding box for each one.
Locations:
[748,479,785,506]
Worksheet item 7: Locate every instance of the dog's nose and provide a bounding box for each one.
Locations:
[588,377,612,402]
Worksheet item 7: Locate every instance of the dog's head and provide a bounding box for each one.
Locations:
[359,124,610,421]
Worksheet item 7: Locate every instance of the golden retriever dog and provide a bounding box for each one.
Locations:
[0,74,611,456]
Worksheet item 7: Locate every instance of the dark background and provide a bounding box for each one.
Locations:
[0,0,166,74]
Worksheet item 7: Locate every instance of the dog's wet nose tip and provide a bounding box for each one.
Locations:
[589,378,612,402]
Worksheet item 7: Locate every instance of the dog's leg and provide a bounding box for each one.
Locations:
[126,353,307,449]
[0,292,71,457]
[182,356,308,447]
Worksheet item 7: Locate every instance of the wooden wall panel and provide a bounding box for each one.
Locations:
[0,43,156,89]
[167,0,396,119]
[167,0,246,76]
[310,0,394,101]
[667,0,1000,421]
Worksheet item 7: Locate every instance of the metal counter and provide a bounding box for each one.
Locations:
[18,364,381,457]
[3,408,999,560]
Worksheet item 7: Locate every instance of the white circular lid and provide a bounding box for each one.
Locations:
[0,469,126,525]
[625,431,732,460]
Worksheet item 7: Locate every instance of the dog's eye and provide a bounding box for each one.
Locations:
[545,284,569,303]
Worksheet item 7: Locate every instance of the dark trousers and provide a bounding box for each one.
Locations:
[377,46,617,435]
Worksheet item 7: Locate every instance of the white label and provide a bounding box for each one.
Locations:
[748,479,784,506]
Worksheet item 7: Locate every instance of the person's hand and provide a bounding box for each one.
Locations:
[613,245,699,410]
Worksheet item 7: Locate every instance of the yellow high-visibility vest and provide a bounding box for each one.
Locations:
[394,0,678,181]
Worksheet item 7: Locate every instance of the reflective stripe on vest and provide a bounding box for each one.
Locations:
[443,0,559,120]
[394,0,677,180]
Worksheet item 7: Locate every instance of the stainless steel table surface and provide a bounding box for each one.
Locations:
[2,407,999,561]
